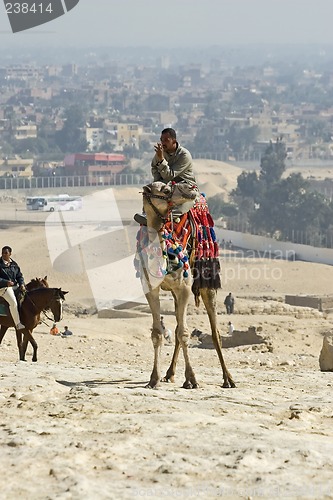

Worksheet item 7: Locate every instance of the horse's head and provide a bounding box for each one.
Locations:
[26,276,49,291]
[47,288,69,322]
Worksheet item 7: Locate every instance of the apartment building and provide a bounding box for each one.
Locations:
[63,152,128,184]
[85,123,143,151]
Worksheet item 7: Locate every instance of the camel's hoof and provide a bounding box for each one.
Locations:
[145,383,158,389]
[222,380,236,388]
[161,376,174,383]
[32,358,37,363]
[183,381,198,389]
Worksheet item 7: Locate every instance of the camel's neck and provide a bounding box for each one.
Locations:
[143,208,168,279]
[143,203,166,241]
[146,216,165,251]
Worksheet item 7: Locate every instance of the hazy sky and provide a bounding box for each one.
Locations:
[1,0,333,48]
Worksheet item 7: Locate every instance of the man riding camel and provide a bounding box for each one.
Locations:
[0,246,26,330]
[134,127,198,225]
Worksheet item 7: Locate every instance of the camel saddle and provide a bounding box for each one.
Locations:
[134,194,221,292]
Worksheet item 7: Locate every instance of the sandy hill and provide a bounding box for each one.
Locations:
[1,174,333,498]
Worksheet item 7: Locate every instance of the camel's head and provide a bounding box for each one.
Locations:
[142,182,172,198]
[142,181,199,209]
[171,182,200,207]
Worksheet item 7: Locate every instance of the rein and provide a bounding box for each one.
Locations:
[142,190,173,222]
[24,290,58,323]
[142,183,199,223]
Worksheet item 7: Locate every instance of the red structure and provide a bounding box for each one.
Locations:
[63,153,128,184]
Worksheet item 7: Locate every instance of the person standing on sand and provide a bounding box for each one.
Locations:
[228,321,234,336]
[224,292,235,314]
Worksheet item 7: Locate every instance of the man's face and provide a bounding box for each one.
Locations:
[160,133,177,153]
[2,249,11,261]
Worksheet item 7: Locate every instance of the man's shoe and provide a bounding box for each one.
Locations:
[134,213,147,226]
[16,322,25,330]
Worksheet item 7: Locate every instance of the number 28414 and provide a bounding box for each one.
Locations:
[5,3,54,14]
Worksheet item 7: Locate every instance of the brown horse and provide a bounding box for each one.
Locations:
[136,181,235,389]
[0,277,49,351]
[0,287,68,362]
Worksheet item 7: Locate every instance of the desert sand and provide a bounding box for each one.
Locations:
[1,160,333,499]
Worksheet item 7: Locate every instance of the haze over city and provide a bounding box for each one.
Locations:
[1,0,333,50]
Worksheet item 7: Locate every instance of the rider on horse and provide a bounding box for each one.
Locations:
[0,246,26,330]
[134,128,198,225]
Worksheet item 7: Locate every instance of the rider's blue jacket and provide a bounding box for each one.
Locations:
[0,258,25,288]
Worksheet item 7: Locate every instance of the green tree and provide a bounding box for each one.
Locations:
[11,137,50,155]
[225,125,259,156]
[230,140,333,240]
[189,124,220,153]
[204,92,223,120]
[251,174,308,234]
[259,138,286,185]
[232,170,261,199]
[207,195,238,219]
[55,104,88,153]
[250,173,333,239]
[230,170,262,221]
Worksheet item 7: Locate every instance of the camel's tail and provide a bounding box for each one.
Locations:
[192,286,201,307]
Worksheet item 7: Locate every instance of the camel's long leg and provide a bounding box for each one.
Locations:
[145,287,163,388]
[173,283,198,389]
[200,288,236,388]
[163,332,180,383]
[163,292,181,383]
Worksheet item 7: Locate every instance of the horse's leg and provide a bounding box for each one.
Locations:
[19,332,28,361]
[174,282,198,389]
[18,330,37,362]
[145,288,163,389]
[16,329,23,359]
[23,331,38,362]
[0,325,8,344]
[200,288,236,388]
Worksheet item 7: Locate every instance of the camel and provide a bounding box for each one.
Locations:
[135,181,235,389]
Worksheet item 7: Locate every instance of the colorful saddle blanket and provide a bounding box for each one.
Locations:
[134,194,221,291]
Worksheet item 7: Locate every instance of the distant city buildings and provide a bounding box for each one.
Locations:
[1,47,333,179]
[63,153,128,185]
